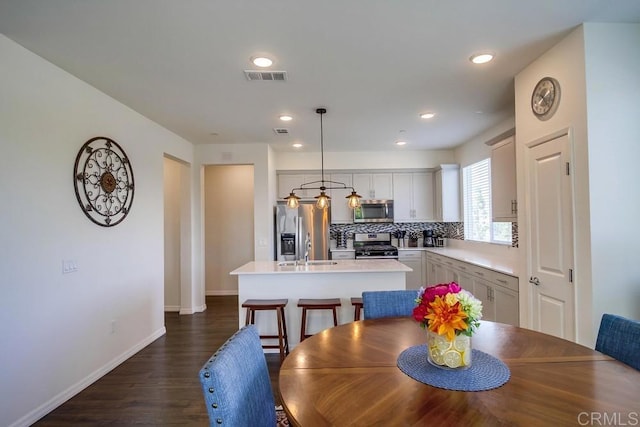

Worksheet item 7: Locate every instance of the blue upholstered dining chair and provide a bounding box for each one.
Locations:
[362,289,418,320]
[199,325,278,426]
[595,313,640,371]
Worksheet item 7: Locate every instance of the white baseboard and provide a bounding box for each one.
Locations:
[205,289,238,296]
[10,326,167,427]
[179,303,207,315]
[164,305,181,312]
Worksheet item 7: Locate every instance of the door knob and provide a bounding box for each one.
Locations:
[529,276,541,286]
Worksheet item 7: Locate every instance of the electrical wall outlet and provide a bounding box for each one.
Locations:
[62,260,78,274]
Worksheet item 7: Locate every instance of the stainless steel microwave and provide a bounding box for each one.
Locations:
[353,200,394,223]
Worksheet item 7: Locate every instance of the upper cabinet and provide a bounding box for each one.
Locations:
[433,164,460,222]
[393,172,434,222]
[490,136,517,221]
[352,173,393,200]
[328,173,354,224]
[277,173,322,199]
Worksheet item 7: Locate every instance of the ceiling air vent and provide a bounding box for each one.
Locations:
[273,128,289,135]
[244,70,288,81]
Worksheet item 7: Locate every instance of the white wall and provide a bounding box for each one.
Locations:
[514,24,640,345]
[195,144,275,268]
[0,35,194,427]
[204,165,254,295]
[276,149,455,170]
[583,23,640,334]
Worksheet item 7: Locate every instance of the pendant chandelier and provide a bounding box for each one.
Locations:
[284,108,361,210]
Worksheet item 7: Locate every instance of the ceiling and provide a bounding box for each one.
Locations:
[2,1,640,152]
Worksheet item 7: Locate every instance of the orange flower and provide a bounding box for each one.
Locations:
[425,296,468,341]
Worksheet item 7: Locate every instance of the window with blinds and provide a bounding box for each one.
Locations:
[463,158,491,242]
[463,158,512,244]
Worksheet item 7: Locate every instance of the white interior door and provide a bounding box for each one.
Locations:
[526,132,575,340]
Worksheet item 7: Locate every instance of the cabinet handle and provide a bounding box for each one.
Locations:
[496,279,507,284]
[459,265,466,270]
[475,271,484,276]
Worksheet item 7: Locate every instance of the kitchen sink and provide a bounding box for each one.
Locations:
[277,261,298,266]
[277,260,338,267]
[304,260,338,266]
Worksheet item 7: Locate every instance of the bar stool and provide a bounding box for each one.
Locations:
[297,298,342,342]
[241,299,289,362]
[351,297,363,321]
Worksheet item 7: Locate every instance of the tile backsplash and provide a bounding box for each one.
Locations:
[330,221,518,247]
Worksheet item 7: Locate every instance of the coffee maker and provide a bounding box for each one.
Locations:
[423,229,435,247]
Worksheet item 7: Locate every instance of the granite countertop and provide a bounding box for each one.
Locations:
[230,259,412,275]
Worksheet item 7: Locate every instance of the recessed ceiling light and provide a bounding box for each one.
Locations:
[292,143,303,148]
[470,53,494,64]
[420,112,435,119]
[279,115,293,121]
[395,141,407,146]
[251,56,273,67]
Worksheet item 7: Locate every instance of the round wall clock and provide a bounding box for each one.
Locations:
[73,136,135,227]
[531,77,561,121]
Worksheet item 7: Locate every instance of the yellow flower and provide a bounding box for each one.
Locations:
[425,296,468,341]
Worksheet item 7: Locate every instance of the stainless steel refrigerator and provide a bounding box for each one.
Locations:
[275,201,330,261]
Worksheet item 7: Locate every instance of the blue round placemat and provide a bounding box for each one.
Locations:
[397,345,510,391]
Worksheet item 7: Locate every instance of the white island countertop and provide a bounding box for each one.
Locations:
[230,259,411,275]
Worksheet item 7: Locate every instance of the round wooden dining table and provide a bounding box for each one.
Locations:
[279,317,640,426]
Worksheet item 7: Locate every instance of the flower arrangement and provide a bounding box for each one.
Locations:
[412,282,483,340]
[413,282,483,369]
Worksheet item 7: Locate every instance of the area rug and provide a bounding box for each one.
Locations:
[276,405,290,426]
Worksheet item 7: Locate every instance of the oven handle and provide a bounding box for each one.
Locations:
[355,256,399,260]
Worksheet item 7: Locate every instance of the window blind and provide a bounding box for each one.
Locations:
[463,158,491,242]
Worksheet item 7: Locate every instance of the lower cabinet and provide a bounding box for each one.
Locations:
[399,250,423,290]
[330,250,355,260]
[424,252,519,326]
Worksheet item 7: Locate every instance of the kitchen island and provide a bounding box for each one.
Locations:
[230,259,412,349]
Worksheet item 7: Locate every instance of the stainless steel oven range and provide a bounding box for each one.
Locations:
[353,232,399,259]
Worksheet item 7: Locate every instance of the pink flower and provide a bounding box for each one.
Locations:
[412,304,428,323]
[421,282,461,303]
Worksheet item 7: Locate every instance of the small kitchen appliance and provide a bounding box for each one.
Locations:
[353,232,399,259]
[423,229,435,247]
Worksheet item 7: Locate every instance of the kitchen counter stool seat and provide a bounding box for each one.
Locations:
[297,298,342,341]
[351,297,363,321]
[241,298,289,362]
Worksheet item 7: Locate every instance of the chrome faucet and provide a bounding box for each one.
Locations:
[304,232,311,263]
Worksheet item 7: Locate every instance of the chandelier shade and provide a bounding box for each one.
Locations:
[284,108,361,210]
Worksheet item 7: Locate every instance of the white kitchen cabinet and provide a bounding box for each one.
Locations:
[352,173,393,200]
[330,250,355,260]
[424,251,519,326]
[473,278,496,322]
[328,173,354,223]
[433,164,460,222]
[491,136,517,221]
[424,253,454,285]
[277,173,322,199]
[399,250,424,289]
[393,172,434,222]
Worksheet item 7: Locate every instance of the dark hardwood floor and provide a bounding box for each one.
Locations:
[35,295,282,426]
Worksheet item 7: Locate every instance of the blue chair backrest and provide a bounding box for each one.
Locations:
[595,313,640,371]
[199,325,277,426]
[362,290,418,320]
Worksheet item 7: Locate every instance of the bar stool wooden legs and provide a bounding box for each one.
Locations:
[241,299,289,362]
[297,298,342,342]
[351,297,363,321]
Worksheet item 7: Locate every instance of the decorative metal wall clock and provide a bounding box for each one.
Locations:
[531,76,561,121]
[73,136,135,227]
